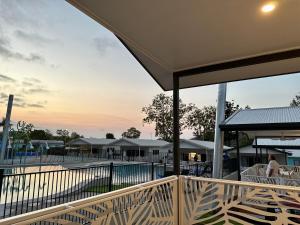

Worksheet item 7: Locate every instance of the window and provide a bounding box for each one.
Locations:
[153,150,159,155]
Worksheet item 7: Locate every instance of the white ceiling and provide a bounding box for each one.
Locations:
[68,0,300,90]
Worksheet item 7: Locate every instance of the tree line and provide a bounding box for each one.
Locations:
[9,121,83,145]
[141,93,245,142]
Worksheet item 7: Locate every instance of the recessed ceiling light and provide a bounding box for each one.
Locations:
[261,2,277,13]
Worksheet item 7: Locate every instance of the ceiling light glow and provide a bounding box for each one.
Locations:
[261,2,276,13]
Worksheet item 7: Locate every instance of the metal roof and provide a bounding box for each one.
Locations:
[109,138,169,147]
[220,107,300,134]
[67,0,300,90]
[69,138,116,146]
[163,139,232,151]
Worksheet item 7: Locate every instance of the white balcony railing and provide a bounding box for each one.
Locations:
[241,164,300,186]
[2,175,300,224]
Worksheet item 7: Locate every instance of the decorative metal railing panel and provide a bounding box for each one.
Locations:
[181,176,300,225]
[0,176,178,225]
[241,164,300,186]
[4,175,300,225]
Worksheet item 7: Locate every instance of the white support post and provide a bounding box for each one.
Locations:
[212,83,227,179]
[0,95,13,164]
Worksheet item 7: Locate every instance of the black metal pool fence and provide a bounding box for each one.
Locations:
[0,161,213,219]
[2,151,170,165]
[0,162,168,218]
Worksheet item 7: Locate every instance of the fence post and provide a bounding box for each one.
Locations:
[0,169,4,194]
[151,162,154,180]
[196,163,199,177]
[109,162,113,191]
[164,162,167,177]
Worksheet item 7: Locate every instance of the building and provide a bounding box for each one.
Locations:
[225,145,288,168]
[108,138,170,162]
[162,139,232,162]
[31,140,64,149]
[68,138,117,157]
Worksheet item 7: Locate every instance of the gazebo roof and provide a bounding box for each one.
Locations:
[67,0,300,90]
[220,107,300,136]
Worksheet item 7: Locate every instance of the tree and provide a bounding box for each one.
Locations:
[225,100,240,119]
[186,105,216,141]
[290,94,300,106]
[106,133,115,139]
[56,129,70,143]
[30,129,52,140]
[142,93,187,142]
[122,127,141,139]
[70,132,82,140]
[186,100,241,141]
[10,120,34,145]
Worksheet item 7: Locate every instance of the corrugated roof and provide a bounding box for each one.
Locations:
[31,140,64,144]
[226,107,300,125]
[110,138,169,147]
[69,138,116,145]
[220,107,300,131]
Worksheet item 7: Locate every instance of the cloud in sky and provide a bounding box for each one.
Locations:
[0,0,46,28]
[22,81,34,87]
[14,29,56,47]
[25,77,41,83]
[93,37,119,55]
[0,74,16,83]
[0,74,50,109]
[0,35,45,63]
[24,87,50,94]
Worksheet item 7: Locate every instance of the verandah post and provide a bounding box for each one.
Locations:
[173,73,181,225]
[173,74,180,176]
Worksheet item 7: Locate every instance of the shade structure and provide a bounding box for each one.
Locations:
[220,107,300,137]
[67,0,300,90]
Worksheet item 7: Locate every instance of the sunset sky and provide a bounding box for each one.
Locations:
[0,0,299,139]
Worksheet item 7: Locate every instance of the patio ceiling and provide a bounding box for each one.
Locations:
[67,0,300,90]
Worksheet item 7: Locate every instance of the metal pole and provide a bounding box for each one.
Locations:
[151,162,154,180]
[212,83,227,178]
[236,131,241,181]
[173,74,180,176]
[108,162,113,191]
[0,95,14,164]
[255,137,258,163]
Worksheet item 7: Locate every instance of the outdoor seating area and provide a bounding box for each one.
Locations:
[242,163,300,186]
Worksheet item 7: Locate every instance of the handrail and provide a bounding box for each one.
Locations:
[183,175,300,192]
[0,176,178,225]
